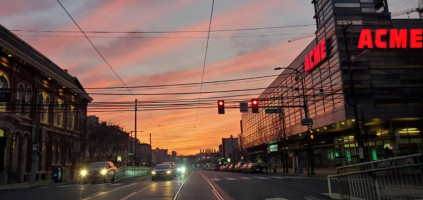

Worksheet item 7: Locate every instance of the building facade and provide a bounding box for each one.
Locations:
[0,25,92,184]
[240,0,423,170]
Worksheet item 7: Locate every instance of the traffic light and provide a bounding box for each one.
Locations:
[309,133,314,140]
[218,100,225,114]
[251,99,259,113]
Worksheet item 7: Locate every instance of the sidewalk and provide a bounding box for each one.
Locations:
[264,167,337,179]
[0,180,74,191]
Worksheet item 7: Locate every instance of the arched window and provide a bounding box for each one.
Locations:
[59,102,65,127]
[39,93,45,122]
[16,83,24,114]
[0,75,9,112]
[24,87,32,118]
[43,95,50,124]
[54,99,59,126]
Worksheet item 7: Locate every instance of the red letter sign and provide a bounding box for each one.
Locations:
[390,29,407,48]
[375,29,388,48]
[410,29,423,48]
[358,29,373,49]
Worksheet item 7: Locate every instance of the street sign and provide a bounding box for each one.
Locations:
[128,152,134,156]
[265,109,282,114]
[301,118,313,125]
[240,102,248,113]
[0,89,11,102]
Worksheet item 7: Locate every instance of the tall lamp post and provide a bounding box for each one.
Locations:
[274,66,314,175]
[130,130,143,166]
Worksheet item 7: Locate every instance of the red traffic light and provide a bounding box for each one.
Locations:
[217,100,225,114]
[251,99,259,113]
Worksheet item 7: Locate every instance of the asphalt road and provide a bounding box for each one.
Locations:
[0,171,335,200]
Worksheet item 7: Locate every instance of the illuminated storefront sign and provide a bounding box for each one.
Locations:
[358,29,423,49]
[305,39,327,73]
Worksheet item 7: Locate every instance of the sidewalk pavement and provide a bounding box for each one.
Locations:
[264,167,337,179]
[0,180,74,191]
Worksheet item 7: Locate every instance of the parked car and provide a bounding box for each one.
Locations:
[151,164,175,180]
[219,164,228,171]
[245,163,263,173]
[80,161,117,183]
[234,162,246,172]
[227,164,235,172]
[241,162,251,172]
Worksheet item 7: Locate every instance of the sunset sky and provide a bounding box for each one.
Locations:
[0,0,417,155]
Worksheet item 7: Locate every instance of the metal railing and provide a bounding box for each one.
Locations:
[327,153,423,200]
[114,166,150,182]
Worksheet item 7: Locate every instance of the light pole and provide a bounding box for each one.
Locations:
[274,66,314,175]
[130,130,143,166]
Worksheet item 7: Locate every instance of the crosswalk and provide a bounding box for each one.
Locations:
[211,175,309,182]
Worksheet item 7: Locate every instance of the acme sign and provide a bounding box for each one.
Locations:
[358,29,423,49]
[305,39,327,74]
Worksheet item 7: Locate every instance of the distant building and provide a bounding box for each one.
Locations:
[137,143,151,166]
[151,148,168,164]
[0,25,92,184]
[222,135,240,163]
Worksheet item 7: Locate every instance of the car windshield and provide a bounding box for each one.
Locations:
[155,165,170,170]
[89,162,107,169]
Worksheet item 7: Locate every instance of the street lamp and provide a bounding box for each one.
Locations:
[274,66,314,175]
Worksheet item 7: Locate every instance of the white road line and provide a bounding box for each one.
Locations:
[226,178,237,181]
[254,177,269,180]
[239,177,252,180]
[265,198,288,200]
[83,182,138,200]
[287,176,307,179]
[58,185,73,188]
[199,172,225,200]
[211,178,221,181]
[120,184,156,200]
[39,186,48,189]
[270,176,286,179]
[172,173,192,200]
[120,192,137,200]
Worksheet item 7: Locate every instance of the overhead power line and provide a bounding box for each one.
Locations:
[10,24,315,34]
[56,0,135,99]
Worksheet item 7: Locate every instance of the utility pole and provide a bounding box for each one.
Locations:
[280,96,288,174]
[149,133,152,166]
[342,23,365,162]
[30,92,42,183]
[134,99,137,166]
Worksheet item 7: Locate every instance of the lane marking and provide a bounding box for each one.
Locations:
[58,185,73,188]
[212,178,221,181]
[270,176,286,179]
[254,177,269,180]
[239,177,252,180]
[199,172,224,200]
[265,198,288,200]
[172,173,192,200]
[226,178,237,181]
[120,184,156,200]
[83,182,139,200]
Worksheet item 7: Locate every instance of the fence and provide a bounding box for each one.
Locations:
[327,153,423,200]
[114,166,150,182]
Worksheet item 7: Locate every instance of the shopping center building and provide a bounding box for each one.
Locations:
[240,0,423,170]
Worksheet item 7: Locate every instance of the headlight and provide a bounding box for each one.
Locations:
[151,171,156,175]
[166,170,171,174]
[181,167,186,173]
[80,169,87,177]
[100,169,107,175]
[177,168,181,172]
